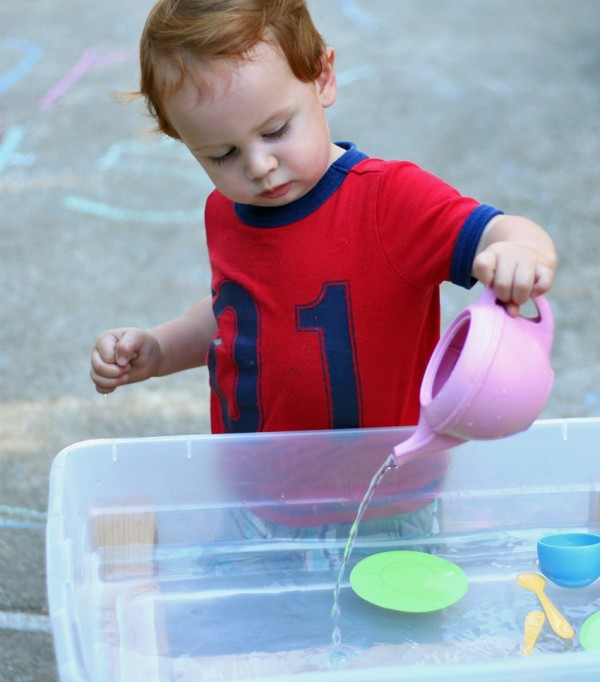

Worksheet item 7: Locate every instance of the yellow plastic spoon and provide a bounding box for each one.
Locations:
[516,573,575,639]
[523,610,546,655]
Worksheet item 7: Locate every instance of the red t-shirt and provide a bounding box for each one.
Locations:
[205,144,499,434]
[203,144,501,525]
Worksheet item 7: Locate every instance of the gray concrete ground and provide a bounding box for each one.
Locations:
[1,0,599,679]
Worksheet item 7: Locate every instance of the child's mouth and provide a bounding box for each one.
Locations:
[259,182,292,200]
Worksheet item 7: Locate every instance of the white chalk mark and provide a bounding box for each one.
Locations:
[0,611,52,634]
[64,195,202,224]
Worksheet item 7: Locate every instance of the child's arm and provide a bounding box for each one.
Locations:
[472,215,557,316]
[90,294,217,394]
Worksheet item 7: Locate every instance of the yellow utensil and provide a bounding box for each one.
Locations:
[523,610,546,655]
[516,572,575,639]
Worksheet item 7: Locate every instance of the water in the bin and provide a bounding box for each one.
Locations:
[331,452,397,646]
[100,456,600,676]
[102,519,600,680]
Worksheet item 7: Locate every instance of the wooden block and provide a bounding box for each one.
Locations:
[90,509,157,580]
[89,508,164,681]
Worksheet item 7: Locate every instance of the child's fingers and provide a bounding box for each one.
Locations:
[471,250,497,285]
[90,347,130,393]
[94,333,120,364]
[90,328,158,393]
[94,329,141,367]
[531,265,555,297]
[502,262,536,306]
[91,331,137,393]
[474,248,550,307]
[91,347,124,376]
[112,330,142,364]
[475,251,521,304]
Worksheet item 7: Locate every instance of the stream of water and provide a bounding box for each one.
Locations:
[330,452,398,646]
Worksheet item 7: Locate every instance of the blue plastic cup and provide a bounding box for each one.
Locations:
[537,533,600,588]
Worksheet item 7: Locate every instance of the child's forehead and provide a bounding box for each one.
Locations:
[163,41,292,105]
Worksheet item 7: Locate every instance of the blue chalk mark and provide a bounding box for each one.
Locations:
[0,125,35,173]
[98,141,160,171]
[585,387,600,414]
[97,142,200,182]
[98,144,125,171]
[0,38,42,96]
[0,505,46,530]
[64,195,202,224]
[0,520,46,529]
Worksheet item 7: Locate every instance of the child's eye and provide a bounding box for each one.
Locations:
[264,122,290,140]
[211,148,237,166]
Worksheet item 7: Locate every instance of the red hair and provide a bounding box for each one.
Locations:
[138,0,326,138]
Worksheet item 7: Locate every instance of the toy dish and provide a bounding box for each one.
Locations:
[350,550,468,613]
[580,612,600,651]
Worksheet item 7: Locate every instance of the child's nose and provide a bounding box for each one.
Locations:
[245,147,277,180]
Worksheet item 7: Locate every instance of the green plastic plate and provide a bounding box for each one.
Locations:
[581,612,600,651]
[350,550,468,613]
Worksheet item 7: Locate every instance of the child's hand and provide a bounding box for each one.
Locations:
[472,216,557,317]
[90,327,161,394]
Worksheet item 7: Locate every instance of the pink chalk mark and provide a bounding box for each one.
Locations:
[92,49,137,69]
[38,48,137,111]
[38,49,97,110]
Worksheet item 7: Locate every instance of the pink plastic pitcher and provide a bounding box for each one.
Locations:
[393,285,554,464]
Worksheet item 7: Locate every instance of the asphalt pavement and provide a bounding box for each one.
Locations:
[1,0,599,679]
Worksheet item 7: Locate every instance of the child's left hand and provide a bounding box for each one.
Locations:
[472,215,557,316]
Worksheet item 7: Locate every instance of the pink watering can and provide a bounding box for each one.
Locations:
[393,285,554,464]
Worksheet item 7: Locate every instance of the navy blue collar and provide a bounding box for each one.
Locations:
[234,142,368,228]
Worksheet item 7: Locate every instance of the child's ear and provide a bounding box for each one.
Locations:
[316,46,337,108]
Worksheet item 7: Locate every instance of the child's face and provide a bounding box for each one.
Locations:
[162,41,341,207]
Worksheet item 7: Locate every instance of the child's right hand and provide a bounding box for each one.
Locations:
[90,327,162,394]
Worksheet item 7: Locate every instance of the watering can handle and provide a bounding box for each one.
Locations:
[529,293,554,354]
[476,285,554,354]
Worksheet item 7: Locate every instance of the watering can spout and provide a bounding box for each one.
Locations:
[392,419,465,466]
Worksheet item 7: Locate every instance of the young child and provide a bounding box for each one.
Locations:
[90,0,556,546]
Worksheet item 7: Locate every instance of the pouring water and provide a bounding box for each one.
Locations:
[331,453,397,646]
[329,286,554,647]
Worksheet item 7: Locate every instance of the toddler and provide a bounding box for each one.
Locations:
[90,0,556,544]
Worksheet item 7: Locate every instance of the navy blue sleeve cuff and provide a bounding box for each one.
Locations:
[450,204,504,289]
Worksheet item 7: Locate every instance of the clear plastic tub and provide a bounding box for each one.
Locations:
[47,419,600,681]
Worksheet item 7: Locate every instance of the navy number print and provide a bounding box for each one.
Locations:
[208,281,263,432]
[296,281,362,429]
[209,280,361,431]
